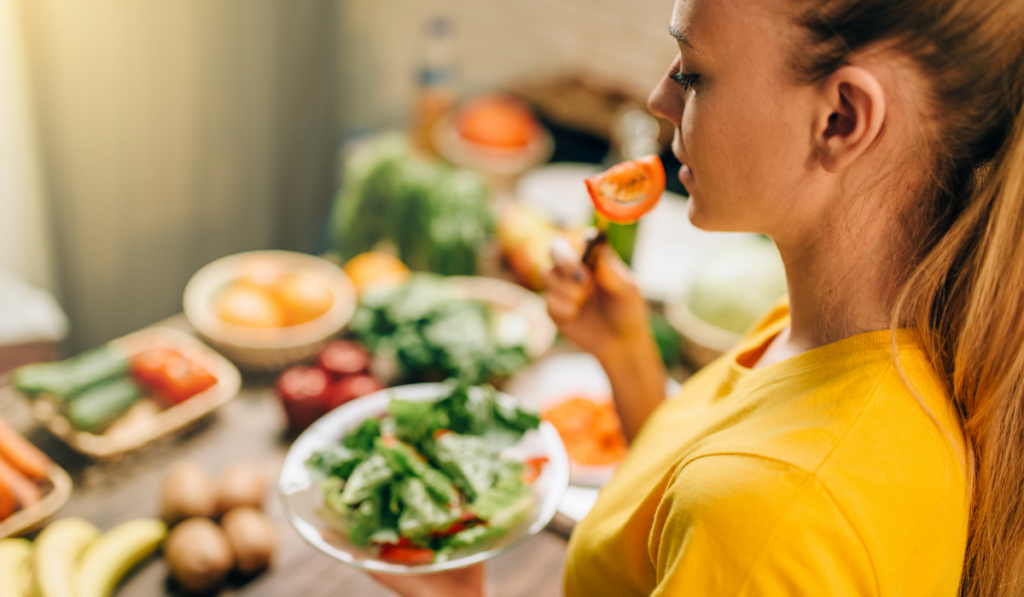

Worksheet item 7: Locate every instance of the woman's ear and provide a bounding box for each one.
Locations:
[813,66,886,173]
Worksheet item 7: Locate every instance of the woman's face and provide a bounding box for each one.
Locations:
[648,0,824,239]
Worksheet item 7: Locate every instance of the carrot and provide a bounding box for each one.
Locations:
[0,474,15,520]
[0,415,50,480]
[0,456,41,510]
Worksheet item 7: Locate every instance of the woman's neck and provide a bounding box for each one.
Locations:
[755,197,902,368]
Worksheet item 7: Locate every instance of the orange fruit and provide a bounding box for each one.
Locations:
[343,252,410,295]
[275,272,334,325]
[236,258,287,291]
[216,283,284,328]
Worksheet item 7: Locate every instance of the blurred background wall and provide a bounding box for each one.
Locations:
[336,0,676,135]
[4,0,677,352]
[17,0,337,352]
[0,0,53,293]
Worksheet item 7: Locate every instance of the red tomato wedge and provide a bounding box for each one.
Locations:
[379,543,436,565]
[584,154,665,223]
[522,456,549,485]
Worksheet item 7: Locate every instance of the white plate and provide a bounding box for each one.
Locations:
[504,353,620,488]
[278,383,569,574]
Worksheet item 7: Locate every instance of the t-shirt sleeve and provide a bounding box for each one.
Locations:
[648,454,878,597]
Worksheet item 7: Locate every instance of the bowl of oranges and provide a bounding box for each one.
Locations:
[184,251,358,371]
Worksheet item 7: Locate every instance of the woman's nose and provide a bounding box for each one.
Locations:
[648,58,684,126]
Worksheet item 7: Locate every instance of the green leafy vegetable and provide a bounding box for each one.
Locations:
[305,382,544,563]
[395,477,458,541]
[331,133,492,277]
[341,452,395,506]
[344,418,382,451]
[430,433,494,501]
[350,274,531,385]
[306,444,366,479]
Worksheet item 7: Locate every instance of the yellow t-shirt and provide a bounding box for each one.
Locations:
[564,304,968,596]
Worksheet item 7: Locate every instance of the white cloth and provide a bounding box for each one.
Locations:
[0,266,67,345]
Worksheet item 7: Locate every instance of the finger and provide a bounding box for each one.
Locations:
[545,293,582,324]
[545,272,592,307]
[593,244,638,295]
[550,236,590,284]
[541,261,592,296]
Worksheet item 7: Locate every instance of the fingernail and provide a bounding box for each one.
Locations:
[550,236,579,266]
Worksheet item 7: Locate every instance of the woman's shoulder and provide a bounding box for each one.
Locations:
[651,352,969,595]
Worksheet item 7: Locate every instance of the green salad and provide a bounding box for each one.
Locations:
[306,383,545,564]
[349,274,531,385]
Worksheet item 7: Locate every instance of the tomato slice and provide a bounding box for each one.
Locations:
[584,155,665,223]
[379,543,436,565]
[160,354,218,404]
[522,456,549,485]
[132,348,217,405]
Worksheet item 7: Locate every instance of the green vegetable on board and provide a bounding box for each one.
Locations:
[65,377,142,433]
[13,345,129,400]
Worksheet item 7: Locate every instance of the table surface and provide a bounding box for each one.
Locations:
[0,359,568,597]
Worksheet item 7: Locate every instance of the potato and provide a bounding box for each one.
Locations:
[221,507,275,575]
[165,517,234,593]
[161,461,217,525]
[217,463,266,513]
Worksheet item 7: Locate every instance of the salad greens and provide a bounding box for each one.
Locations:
[349,274,531,385]
[306,382,543,563]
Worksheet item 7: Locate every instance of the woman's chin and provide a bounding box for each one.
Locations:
[685,194,732,232]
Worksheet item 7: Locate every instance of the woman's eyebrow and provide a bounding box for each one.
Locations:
[669,26,694,49]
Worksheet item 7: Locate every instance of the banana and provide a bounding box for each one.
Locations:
[34,517,101,597]
[0,538,34,597]
[76,518,166,597]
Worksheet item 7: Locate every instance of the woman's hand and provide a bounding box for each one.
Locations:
[543,237,650,364]
[368,563,485,597]
[543,236,667,440]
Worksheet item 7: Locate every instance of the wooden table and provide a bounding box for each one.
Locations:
[0,372,568,597]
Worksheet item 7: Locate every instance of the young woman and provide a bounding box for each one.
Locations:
[372,0,1024,594]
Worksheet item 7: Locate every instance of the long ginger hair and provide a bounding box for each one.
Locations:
[791,0,1024,594]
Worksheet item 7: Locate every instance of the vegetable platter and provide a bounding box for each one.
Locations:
[279,382,569,574]
[13,327,241,461]
[0,417,72,539]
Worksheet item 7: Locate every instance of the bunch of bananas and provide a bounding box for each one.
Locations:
[0,517,165,597]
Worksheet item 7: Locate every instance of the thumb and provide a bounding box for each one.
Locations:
[593,244,636,296]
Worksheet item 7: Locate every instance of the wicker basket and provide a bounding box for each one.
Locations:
[24,326,241,461]
[183,250,358,371]
[0,463,72,538]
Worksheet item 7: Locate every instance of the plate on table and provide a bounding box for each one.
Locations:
[447,276,557,360]
[278,383,569,574]
[504,353,624,488]
[504,353,682,533]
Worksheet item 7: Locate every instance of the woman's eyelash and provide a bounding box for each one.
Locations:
[669,66,699,91]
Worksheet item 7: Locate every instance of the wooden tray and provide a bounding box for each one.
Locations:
[23,327,241,461]
[0,462,72,538]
